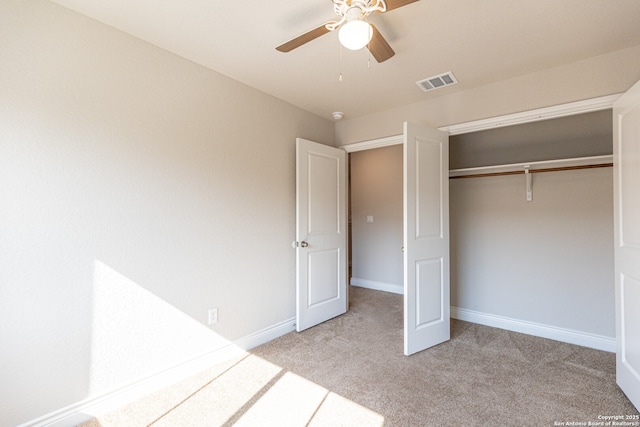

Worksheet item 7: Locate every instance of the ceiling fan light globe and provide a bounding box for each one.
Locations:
[338,20,372,50]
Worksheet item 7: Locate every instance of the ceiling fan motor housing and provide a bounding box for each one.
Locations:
[327,0,387,31]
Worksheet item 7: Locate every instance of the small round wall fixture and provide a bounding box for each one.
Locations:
[332,112,344,120]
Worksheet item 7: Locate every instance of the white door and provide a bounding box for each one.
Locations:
[403,122,450,356]
[295,138,348,332]
[614,80,640,410]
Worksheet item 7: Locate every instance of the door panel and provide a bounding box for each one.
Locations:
[415,258,444,327]
[415,139,444,239]
[621,275,640,372]
[619,104,640,247]
[404,122,450,356]
[614,80,640,410]
[308,249,340,307]
[307,152,340,234]
[296,138,347,332]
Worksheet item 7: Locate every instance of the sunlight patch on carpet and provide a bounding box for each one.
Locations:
[234,371,384,427]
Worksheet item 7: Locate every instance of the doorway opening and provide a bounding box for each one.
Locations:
[348,145,404,296]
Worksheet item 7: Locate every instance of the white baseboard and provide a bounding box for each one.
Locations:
[25,305,615,427]
[451,306,615,352]
[350,277,403,295]
[25,318,296,427]
[234,317,296,350]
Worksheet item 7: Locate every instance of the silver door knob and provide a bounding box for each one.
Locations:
[300,241,309,248]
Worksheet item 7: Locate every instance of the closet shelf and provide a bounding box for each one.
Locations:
[449,154,613,179]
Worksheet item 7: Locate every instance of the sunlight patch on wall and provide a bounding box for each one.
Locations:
[88,261,384,426]
[89,260,231,396]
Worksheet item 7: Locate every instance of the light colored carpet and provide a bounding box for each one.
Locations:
[82,286,638,426]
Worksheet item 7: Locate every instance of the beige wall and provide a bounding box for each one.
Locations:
[1,0,631,424]
[0,1,334,425]
[335,44,640,145]
[350,145,403,291]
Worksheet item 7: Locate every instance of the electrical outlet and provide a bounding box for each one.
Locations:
[208,307,218,325]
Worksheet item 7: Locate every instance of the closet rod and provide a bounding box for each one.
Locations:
[449,163,612,180]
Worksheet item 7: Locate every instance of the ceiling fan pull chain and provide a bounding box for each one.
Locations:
[339,43,344,82]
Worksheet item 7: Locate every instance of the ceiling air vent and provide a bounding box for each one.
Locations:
[416,71,458,92]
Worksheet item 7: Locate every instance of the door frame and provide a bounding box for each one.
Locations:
[343,125,449,356]
[340,94,620,155]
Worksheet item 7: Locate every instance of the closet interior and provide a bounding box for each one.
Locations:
[349,109,615,349]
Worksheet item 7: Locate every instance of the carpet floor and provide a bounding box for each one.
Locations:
[82,286,639,426]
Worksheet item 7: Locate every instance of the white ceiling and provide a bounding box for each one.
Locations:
[48,0,640,121]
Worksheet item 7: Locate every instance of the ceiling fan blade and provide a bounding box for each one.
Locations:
[276,25,331,53]
[368,24,395,62]
[384,0,420,12]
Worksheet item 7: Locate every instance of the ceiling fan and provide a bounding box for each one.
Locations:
[276,0,419,63]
